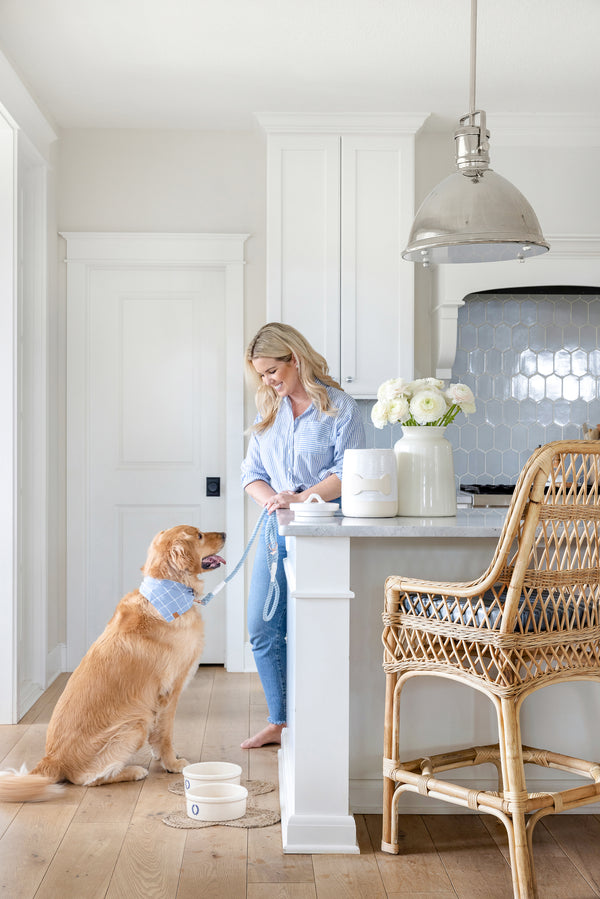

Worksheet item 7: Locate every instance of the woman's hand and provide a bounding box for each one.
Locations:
[264,491,298,513]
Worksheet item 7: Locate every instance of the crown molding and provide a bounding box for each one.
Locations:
[0,50,58,163]
[257,113,600,146]
[542,235,600,257]
[486,114,600,147]
[256,112,429,135]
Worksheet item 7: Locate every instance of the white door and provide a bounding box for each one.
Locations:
[89,267,228,659]
[65,233,247,671]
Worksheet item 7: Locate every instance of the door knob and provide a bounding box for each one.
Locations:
[206,477,221,497]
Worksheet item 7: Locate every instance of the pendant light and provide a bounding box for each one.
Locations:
[403,0,549,267]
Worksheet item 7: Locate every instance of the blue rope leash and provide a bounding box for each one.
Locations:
[261,510,281,622]
[199,507,281,622]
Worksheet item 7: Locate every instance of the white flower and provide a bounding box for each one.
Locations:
[408,377,445,394]
[377,378,410,403]
[370,400,391,429]
[409,388,448,424]
[372,376,476,428]
[445,383,476,414]
[371,395,410,427]
[388,396,410,423]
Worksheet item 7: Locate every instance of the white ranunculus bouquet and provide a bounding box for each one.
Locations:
[371,377,476,428]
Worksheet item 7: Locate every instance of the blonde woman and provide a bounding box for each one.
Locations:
[240,322,365,748]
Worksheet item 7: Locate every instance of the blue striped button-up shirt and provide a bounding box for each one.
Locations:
[241,384,366,495]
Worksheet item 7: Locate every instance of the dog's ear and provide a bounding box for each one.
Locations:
[141,529,166,574]
[168,533,196,572]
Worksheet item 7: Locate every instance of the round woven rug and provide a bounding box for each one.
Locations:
[163,779,280,829]
[163,804,280,829]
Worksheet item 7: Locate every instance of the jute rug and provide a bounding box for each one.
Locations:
[163,779,280,829]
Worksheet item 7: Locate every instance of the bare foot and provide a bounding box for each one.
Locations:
[240,723,286,749]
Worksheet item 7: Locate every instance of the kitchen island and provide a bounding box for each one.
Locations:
[276,506,600,854]
[276,507,506,854]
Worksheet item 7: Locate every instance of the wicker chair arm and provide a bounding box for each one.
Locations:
[384,572,504,601]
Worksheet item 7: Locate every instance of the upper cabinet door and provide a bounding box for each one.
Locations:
[264,120,422,397]
[266,133,342,381]
[339,135,415,397]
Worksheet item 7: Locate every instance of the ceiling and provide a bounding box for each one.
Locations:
[0,0,598,133]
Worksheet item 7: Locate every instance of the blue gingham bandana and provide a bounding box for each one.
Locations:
[139,576,196,622]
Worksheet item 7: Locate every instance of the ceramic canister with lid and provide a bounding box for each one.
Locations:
[341,448,398,518]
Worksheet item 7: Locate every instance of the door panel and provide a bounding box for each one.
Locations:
[87,267,226,660]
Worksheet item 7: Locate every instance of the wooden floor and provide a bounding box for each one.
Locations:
[2,668,600,898]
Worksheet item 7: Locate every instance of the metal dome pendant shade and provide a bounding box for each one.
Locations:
[403,0,549,266]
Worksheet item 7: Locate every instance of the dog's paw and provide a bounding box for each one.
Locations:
[130,766,150,781]
[162,757,188,773]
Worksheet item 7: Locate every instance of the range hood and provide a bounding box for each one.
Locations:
[430,235,600,378]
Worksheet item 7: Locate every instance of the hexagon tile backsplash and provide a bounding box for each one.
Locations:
[359,290,600,485]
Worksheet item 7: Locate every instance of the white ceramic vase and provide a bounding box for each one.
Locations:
[394,426,457,517]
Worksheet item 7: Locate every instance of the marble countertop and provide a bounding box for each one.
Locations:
[277,506,508,538]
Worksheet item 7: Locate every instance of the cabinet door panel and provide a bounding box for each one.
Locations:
[340,135,415,396]
[266,135,341,378]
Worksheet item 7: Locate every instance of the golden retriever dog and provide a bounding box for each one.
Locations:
[0,525,225,802]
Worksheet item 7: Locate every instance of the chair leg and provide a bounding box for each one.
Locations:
[499,698,538,899]
[382,670,399,853]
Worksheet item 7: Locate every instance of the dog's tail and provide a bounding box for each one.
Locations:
[0,762,64,802]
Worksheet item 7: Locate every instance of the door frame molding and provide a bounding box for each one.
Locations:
[16,133,50,717]
[0,109,18,723]
[62,232,249,672]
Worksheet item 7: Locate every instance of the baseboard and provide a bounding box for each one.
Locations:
[279,733,359,853]
[16,643,66,721]
[17,680,44,720]
[244,641,257,673]
[350,777,600,815]
[46,642,67,684]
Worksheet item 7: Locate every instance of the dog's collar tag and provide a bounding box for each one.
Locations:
[139,576,196,622]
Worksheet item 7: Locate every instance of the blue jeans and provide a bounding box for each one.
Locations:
[247,515,288,725]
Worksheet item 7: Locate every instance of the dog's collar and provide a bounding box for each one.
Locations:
[139,576,197,622]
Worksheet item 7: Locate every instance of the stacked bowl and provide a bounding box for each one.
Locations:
[183,761,248,822]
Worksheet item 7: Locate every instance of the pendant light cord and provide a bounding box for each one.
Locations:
[469,0,477,120]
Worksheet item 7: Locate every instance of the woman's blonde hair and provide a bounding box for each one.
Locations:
[245,322,342,433]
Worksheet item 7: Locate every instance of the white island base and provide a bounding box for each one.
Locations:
[280,533,359,853]
[277,508,507,855]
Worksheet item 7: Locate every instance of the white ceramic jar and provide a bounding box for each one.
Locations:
[342,448,398,518]
[394,426,457,517]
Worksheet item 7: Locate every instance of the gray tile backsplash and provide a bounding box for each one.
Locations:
[360,291,600,485]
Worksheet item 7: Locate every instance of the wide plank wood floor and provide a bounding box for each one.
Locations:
[1,667,600,898]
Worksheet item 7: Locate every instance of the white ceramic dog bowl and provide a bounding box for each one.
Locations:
[186,782,248,821]
[182,761,242,792]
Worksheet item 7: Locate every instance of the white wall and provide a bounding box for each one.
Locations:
[56,127,268,646]
[492,141,600,237]
[57,127,267,354]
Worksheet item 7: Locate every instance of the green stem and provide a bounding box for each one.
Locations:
[401,405,460,428]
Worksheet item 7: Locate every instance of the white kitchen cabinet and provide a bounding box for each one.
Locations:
[261,116,426,397]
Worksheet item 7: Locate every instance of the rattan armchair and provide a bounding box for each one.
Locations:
[381,440,600,899]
